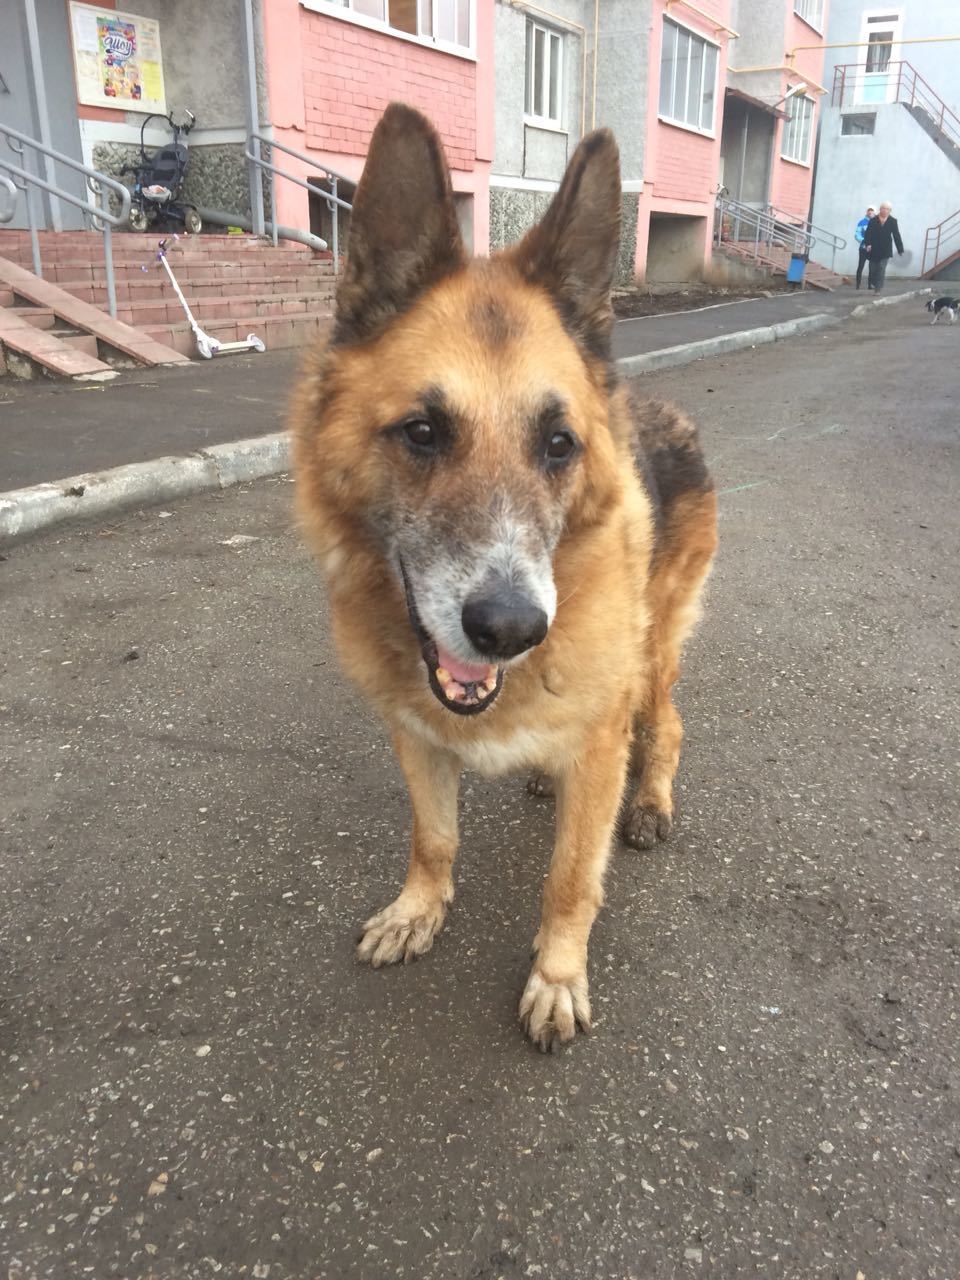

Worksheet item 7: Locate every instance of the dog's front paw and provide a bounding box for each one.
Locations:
[357,890,449,967]
[519,969,591,1051]
[525,773,555,799]
[621,802,672,850]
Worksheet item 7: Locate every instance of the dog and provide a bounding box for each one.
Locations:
[292,104,717,1050]
[926,296,959,324]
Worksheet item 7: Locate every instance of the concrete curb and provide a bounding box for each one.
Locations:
[0,432,290,546]
[0,285,935,546]
[616,311,840,378]
[850,285,931,318]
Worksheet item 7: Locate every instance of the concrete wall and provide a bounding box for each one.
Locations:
[593,0,649,182]
[0,0,89,230]
[811,100,960,276]
[492,0,586,180]
[727,0,786,107]
[823,0,960,115]
[646,212,709,282]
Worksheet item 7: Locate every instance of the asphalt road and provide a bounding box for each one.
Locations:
[1,310,958,1279]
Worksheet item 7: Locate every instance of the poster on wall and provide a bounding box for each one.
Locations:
[69,2,166,114]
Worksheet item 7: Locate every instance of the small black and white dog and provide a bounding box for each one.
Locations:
[925,296,960,325]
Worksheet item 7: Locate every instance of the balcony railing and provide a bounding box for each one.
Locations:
[831,61,960,153]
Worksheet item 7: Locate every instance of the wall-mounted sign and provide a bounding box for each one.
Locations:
[69,2,166,114]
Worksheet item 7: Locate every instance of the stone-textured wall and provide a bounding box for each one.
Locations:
[93,142,255,222]
[489,187,640,284]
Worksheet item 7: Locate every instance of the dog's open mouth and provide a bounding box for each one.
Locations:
[399,565,504,716]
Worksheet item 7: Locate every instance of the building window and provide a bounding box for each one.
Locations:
[525,20,564,127]
[658,18,719,135]
[793,0,824,29]
[841,112,876,135]
[865,29,895,73]
[321,0,472,50]
[781,93,815,163]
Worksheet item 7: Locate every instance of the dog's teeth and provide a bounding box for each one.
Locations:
[445,681,465,701]
[436,667,451,686]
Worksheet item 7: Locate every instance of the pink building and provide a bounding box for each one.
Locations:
[262,0,495,253]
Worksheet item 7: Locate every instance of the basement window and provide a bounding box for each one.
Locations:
[841,112,877,135]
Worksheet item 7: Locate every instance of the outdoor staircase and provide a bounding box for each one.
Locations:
[716,240,848,290]
[0,230,337,375]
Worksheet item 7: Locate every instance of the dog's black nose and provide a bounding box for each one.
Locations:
[462,584,549,659]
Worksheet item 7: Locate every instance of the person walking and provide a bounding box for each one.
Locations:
[863,202,904,294]
[855,205,875,289]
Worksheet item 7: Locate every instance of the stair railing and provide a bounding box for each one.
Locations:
[245,132,353,271]
[832,61,960,154]
[922,207,960,277]
[0,122,131,318]
[714,193,815,263]
[0,175,17,224]
[763,202,846,272]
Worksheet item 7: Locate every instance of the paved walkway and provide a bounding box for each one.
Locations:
[2,310,957,1278]
[0,278,926,493]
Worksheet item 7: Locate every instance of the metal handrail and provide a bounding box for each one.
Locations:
[714,193,815,265]
[0,121,131,318]
[832,61,960,153]
[245,131,352,270]
[763,202,846,272]
[922,206,960,277]
[0,175,17,224]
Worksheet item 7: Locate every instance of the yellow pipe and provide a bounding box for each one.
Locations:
[728,65,828,95]
[664,0,739,40]
[592,0,599,128]
[788,34,960,62]
[506,0,587,136]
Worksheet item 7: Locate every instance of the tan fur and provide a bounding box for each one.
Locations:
[291,105,716,1050]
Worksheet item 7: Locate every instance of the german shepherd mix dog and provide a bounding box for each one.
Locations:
[293,104,717,1050]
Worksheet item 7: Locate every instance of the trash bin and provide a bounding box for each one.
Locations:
[786,252,808,285]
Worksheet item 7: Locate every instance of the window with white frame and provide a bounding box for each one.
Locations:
[658,18,718,135]
[525,19,564,127]
[793,0,824,29]
[781,93,815,163]
[322,0,471,51]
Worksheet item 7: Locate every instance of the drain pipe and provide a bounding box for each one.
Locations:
[241,0,267,237]
[196,206,327,252]
[23,0,61,231]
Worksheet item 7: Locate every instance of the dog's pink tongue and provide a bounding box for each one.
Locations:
[436,646,492,684]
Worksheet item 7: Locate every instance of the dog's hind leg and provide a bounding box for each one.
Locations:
[622,490,717,851]
[357,728,460,967]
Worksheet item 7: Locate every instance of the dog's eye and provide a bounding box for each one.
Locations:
[402,419,436,453]
[545,430,578,468]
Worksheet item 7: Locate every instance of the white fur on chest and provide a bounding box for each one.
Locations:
[395,708,565,777]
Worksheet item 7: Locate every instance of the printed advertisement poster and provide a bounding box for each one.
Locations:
[69,2,166,114]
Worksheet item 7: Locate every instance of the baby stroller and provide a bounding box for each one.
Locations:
[123,110,201,234]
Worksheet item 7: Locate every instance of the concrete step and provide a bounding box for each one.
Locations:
[26,259,336,287]
[145,309,332,357]
[114,290,336,327]
[0,232,331,260]
[0,254,189,370]
[0,307,117,380]
[56,274,338,306]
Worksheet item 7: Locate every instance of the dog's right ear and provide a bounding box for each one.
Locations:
[332,103,467,345]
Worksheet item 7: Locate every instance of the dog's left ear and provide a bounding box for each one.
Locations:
[333,103,467,345]
[509,129,621,361]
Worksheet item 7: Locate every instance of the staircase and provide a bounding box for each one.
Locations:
[0,231,337,373]
[922,207,960,279]
[716,240,848,290]
[833,62,960,173]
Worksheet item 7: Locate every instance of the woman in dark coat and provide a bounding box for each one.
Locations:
[863,202,905,294]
